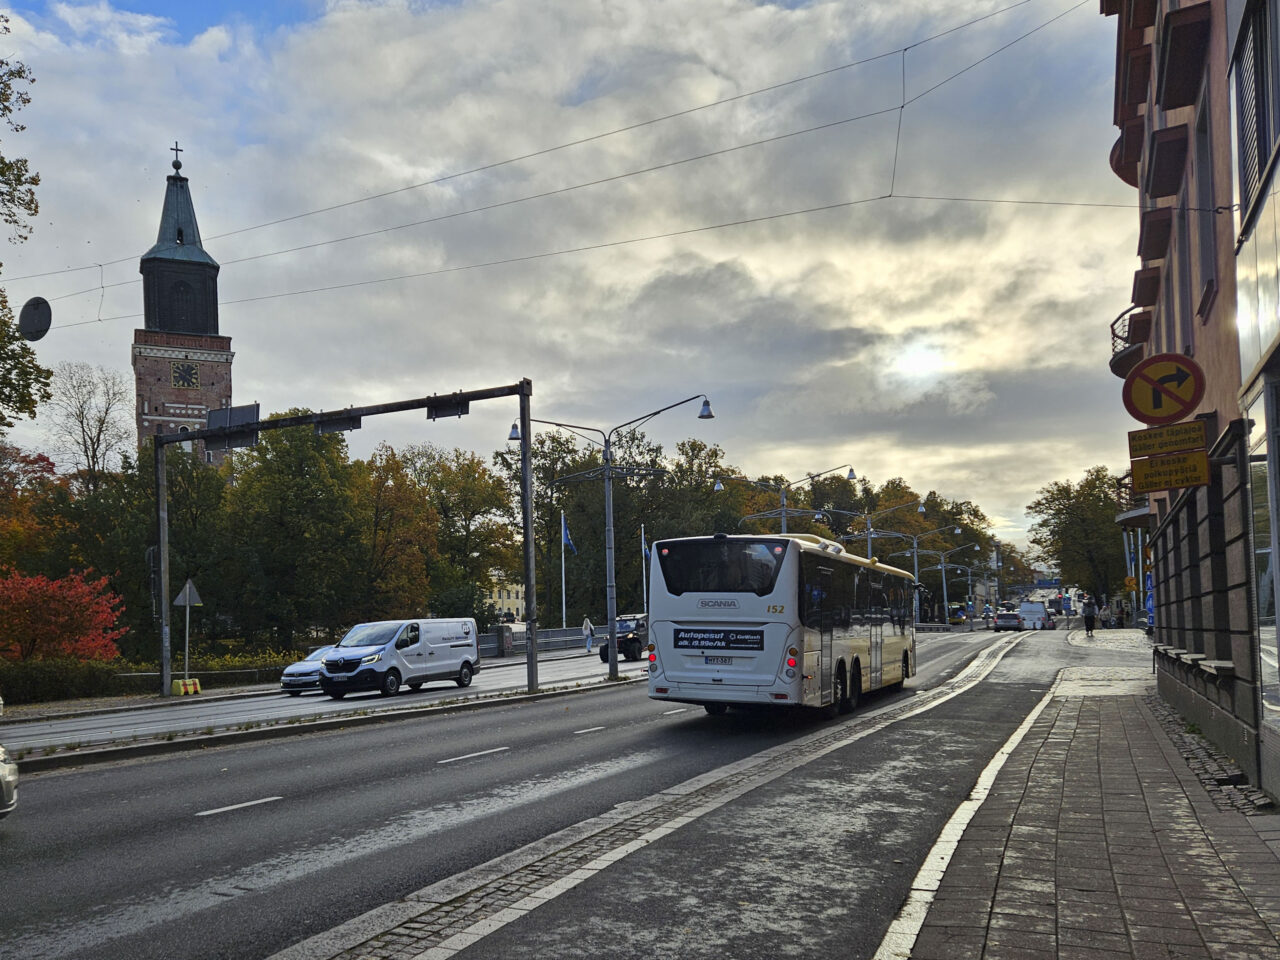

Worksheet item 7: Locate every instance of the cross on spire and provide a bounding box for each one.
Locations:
[170,140,183,170]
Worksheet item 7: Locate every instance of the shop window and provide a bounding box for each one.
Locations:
[1248,384,1280,730]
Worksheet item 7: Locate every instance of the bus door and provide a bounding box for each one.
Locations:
[869,579,883,689]
[818,566,834,703]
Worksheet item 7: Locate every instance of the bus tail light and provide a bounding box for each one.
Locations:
[648,653,657,662]
[654,686,669,694]
[772,693,789,700]
[786,656,796,667]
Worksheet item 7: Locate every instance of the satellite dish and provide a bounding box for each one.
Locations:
[18,296,51,342]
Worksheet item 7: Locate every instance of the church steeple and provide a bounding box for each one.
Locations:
[140,144,220,335]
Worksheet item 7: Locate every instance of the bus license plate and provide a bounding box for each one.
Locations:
[704,656,733,665]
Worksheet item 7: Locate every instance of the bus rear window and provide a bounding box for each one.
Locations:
[657,539,786,596]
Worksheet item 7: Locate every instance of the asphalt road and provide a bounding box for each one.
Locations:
[1,627,1060,960]
[0,650,648,754]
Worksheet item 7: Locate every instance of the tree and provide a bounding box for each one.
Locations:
[42,361,133,493]
[0,18,48,430]
[1026,466,1127,601]
[0,568,126,661]
[0,436,57,568]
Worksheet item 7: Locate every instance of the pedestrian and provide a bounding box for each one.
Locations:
[1082,597,1097,638]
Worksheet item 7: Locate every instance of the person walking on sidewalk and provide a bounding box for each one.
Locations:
[1082,597,1097,638]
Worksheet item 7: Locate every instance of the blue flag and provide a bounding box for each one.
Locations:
[562,514,577,555]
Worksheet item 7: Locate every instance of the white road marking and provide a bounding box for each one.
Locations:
[195,796,283,817]
[437,746,509,765]
[661,708,687,715]
[573,726,606,735]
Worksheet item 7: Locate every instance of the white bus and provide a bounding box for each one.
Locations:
[647,533,915,715]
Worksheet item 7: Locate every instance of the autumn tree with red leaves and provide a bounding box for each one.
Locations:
[0,569,125,661]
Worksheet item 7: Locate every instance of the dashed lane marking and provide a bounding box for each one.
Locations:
[573,727,606,735]
[437,747,510,765]
[195,796,283,817]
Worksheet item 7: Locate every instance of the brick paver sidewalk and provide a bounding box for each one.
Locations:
[910,693,1280,959]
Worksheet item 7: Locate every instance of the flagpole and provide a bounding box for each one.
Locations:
[561,510,567,629]
[641,524,648,616]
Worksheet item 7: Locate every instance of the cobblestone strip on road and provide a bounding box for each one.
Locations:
[910,693,1280,960]
[273,637,1025,960]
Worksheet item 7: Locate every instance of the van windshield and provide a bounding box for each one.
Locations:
[336,622,403,648]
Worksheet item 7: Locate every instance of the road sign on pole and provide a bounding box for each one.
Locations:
[173,579,202,682]
[1122,353,1206,426]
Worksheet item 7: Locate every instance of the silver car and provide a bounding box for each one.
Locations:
[280,645,333,695]
[0,694,16,819]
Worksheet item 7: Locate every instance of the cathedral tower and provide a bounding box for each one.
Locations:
[131,146,233,464]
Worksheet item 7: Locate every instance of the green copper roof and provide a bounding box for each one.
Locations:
[140,159,219,269]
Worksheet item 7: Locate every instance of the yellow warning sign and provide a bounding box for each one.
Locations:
[1128,420,1207,459]
[1131,449,1211,494]
[1125,576,1138,592]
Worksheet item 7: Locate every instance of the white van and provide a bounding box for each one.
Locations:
[1019,601,1049,630]
[319,618,479,699]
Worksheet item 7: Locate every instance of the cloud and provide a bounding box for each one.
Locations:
[0,0,1139,547]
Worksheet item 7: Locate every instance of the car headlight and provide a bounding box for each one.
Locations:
[361,652,382,665]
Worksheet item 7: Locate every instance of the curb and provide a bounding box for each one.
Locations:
[16,673,645,774]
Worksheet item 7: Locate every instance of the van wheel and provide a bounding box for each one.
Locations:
[328,691,345,700]
[456,662,473,688]
[704,703,728,716]
[379,670,401,697]
[599,647,609,663]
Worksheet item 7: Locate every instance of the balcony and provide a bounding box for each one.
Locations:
[1110,116,1146,187]
[1132,266,1161,307]
[1157,3,1211,110]
[1129,0,1156,29]
[1137,207,1173,260]
[1145,124,1190,198]
[1124,44,1152,106]
[1110,309,1152,380]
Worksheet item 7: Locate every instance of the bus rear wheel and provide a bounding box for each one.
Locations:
[848,664,861,712]
[835,666,852,715]
[704,703,728,716]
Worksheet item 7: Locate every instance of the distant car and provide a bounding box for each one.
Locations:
[0,694,15,820]
[992,612,1024,632]
[948,607,967,625]
[280,645,334,695]
[599,614,649,662]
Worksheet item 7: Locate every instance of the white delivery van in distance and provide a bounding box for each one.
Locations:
[1019,601,1049,630]
[319,618,479,699]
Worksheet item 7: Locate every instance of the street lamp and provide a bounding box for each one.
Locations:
[878,524,961,621]
[516,394,714,680]
[822,500,925,559]
[714,464,854,533]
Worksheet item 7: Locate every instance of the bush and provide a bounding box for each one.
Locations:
[0,650,300,704]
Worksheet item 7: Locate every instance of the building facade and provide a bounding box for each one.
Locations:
[132,153,233,464]
[1103,0,1280,797]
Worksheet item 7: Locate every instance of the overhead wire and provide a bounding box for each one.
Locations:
[42,0,1121,331]
[3,0,1037,285]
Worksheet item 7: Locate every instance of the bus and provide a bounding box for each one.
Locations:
[647,532,916,716]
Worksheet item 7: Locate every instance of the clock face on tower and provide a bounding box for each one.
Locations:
[170,361,200,389]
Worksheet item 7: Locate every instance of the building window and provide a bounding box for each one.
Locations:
[1235,2,1270,220]
[1247,382,1280,731]
[1193,97,1217,317]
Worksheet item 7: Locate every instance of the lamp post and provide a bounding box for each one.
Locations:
[821,500,925,559]
[899,543,979,625]
[714,464,854,533]
[877,523,961,621]
[527,395,714,680]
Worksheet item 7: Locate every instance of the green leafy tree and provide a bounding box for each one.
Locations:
[0,17,47,430]
[348,444,435,622]
[1026,466,1127,601]
[404,444,514,626]
[221,415,361,645]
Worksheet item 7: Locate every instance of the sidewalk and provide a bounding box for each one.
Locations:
[907,630,1280,960]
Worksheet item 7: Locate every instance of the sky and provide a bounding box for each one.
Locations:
[0,0,1138,547]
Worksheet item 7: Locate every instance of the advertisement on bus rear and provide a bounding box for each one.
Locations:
[672,628,765,650]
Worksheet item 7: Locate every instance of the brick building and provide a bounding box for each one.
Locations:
[1102,0,1280,799]
[131,152,233,464]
